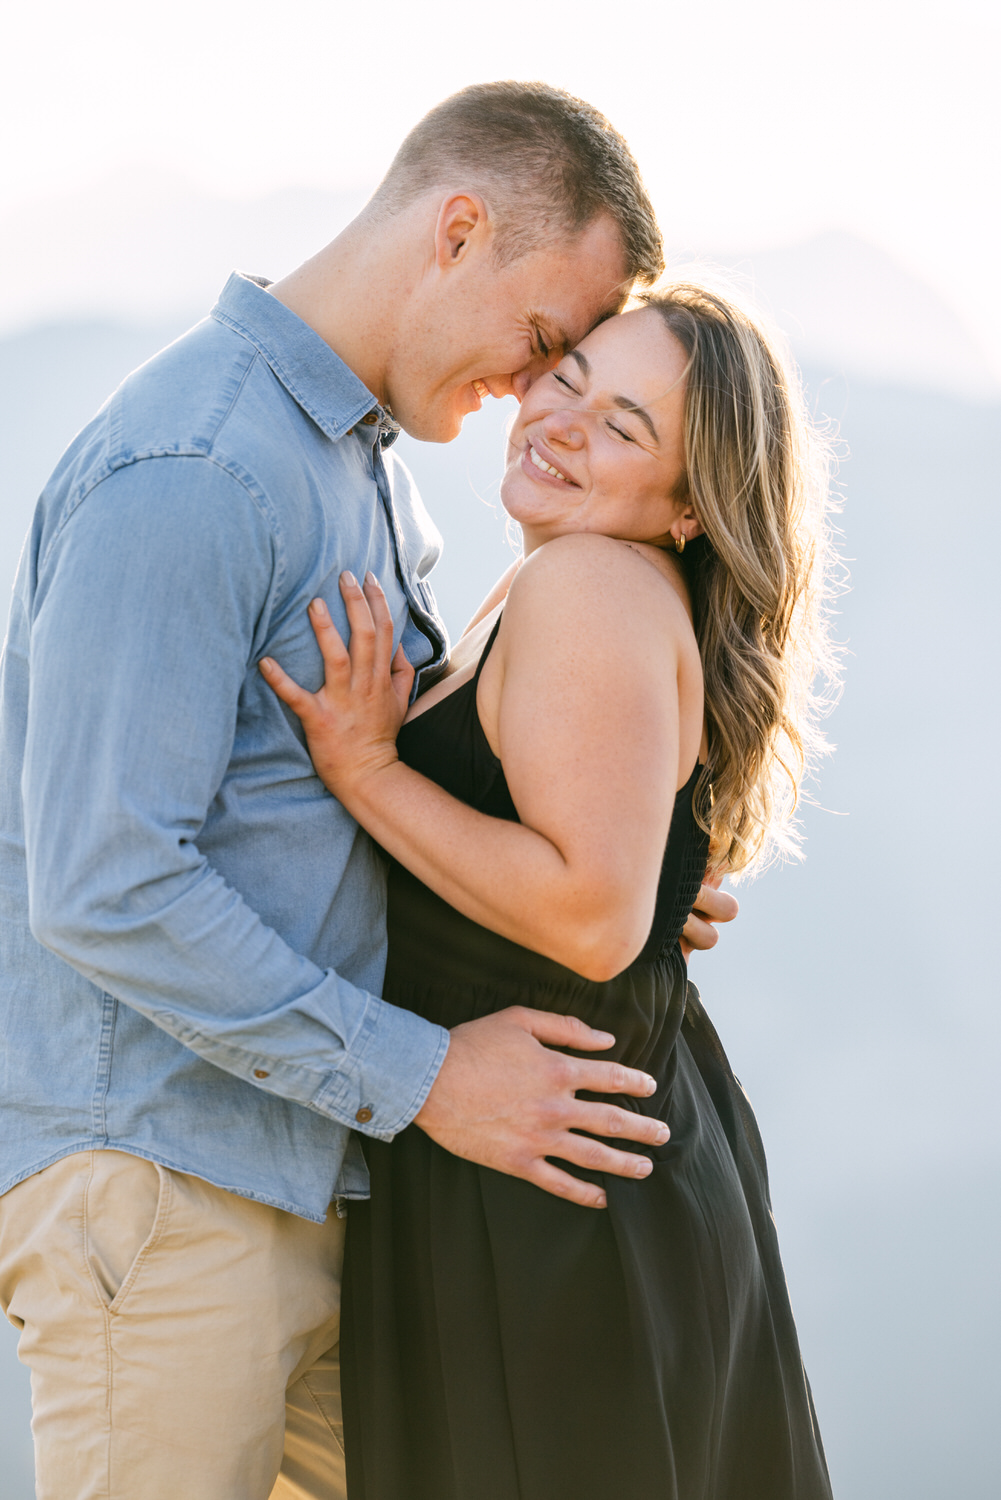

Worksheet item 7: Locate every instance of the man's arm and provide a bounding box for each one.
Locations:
[24,456,446,1138]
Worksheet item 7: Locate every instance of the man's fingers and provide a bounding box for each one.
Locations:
[569,1100,670,1149]
[568,1056,659,1098]
[691,882,739,924]
[529,1160,607,1210]
[507,1007,657,1099]
[681,881,739,955]
[555,1131,656,1181]
[516,1006,617,1053]
[681,911,719,953]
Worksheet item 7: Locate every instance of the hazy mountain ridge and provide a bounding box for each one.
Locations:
[0,173,995,400]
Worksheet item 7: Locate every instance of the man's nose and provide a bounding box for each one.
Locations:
[510,347,562,403]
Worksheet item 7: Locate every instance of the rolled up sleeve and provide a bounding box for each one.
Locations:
[24,455,448,1138]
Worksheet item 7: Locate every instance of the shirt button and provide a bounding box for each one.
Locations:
[361,411,379,426]
[355,1106,373,1124]
[254,1069,270,1079]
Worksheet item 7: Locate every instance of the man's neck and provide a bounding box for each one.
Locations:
[268,205,416,404]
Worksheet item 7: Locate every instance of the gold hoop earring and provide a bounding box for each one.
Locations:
[675,532,686,555]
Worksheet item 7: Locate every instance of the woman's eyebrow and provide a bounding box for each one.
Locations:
[613,395,658,443]
[566,349,658,442]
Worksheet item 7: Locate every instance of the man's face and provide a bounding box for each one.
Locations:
[387,212,630,443]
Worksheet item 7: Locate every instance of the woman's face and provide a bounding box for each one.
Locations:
[500,306,695,553]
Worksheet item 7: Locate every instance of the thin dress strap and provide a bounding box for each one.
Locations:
[471,611,504,690]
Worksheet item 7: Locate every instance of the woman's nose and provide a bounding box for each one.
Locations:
[541,407,585,448]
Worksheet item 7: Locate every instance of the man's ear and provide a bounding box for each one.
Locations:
[434,193,489,269]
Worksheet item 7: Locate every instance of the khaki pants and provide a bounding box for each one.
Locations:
[0,1151,348,1499]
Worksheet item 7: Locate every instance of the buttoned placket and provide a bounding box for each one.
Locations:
[355,409,447,695]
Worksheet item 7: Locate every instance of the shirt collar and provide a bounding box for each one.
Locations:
[210,272,391,443]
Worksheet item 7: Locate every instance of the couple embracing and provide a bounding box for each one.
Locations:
[0,82,835,1499]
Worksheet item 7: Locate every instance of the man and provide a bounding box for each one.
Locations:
[0,82,735,1497]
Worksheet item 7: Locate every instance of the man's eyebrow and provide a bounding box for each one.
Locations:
[613,395,658,443]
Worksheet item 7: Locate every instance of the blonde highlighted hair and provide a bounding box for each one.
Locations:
[643,281,840,877]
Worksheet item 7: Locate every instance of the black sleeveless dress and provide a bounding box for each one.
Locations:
[341,620,833,1500]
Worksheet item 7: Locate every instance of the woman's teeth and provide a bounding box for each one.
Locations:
[529,444,568,482]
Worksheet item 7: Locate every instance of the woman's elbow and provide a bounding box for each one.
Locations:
[561,900,653,984]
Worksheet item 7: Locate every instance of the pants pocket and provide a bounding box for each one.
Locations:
[83,1150,171,1311]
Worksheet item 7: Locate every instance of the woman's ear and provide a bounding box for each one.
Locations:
[434,192,489,269]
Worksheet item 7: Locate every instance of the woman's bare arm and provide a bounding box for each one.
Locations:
[262,535,688,981]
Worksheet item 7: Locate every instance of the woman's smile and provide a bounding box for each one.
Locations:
[523,440,578,487]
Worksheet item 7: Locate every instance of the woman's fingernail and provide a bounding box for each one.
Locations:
[260,657,274,672]
[365,571,380,587]
[309,598,328,618]
[341,571,357,587]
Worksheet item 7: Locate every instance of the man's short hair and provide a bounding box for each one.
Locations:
[373,81,664,286]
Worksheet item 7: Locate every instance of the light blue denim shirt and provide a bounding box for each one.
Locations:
[0,272,451,1221]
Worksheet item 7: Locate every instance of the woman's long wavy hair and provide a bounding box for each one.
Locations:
[643,281,840,877]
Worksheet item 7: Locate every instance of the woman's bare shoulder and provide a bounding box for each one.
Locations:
[505,533,692,641]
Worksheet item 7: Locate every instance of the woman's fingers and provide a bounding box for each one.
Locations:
[339,571,379,678]
[258,656,314,717]
[306,597,350,683]
[362,572,398,680]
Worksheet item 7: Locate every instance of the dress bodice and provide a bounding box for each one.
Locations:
[394,615,709,971]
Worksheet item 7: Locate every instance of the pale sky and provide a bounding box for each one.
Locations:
[3,0,999,363]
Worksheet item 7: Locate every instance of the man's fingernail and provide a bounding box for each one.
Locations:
[644,1075,657,1095]
[635,1158,653,1178]
[594,1031,615,1046]
[656,1124,670,1143]
[595,1193,607,1208]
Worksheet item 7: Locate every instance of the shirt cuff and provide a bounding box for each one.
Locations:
[310,994,450,1140]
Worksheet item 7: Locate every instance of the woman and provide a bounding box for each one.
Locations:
[261,283,837,1499]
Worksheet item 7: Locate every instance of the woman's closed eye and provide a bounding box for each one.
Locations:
[551,370,635,443]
